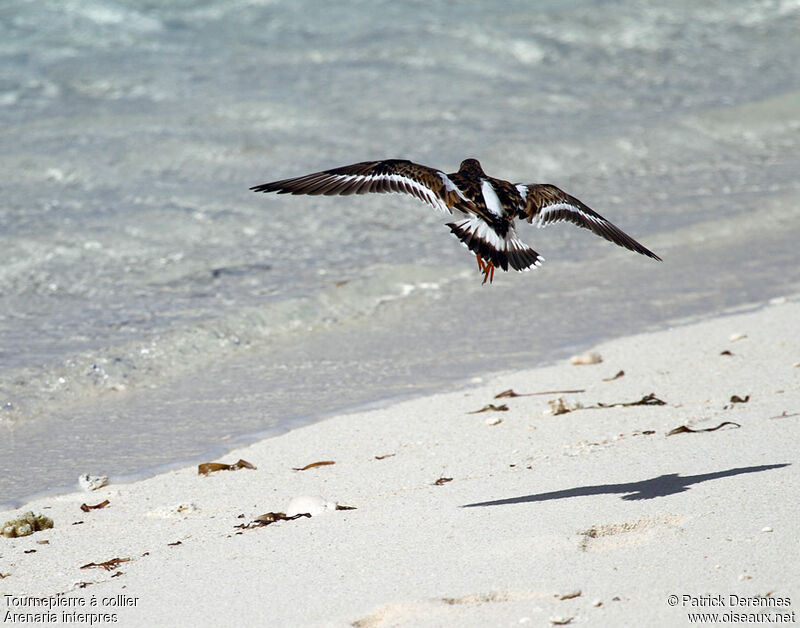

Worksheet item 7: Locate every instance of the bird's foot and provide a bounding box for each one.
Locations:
[475,253,486,272]
[481,261,495,285]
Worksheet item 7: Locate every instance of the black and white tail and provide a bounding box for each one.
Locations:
[447,215,543,272]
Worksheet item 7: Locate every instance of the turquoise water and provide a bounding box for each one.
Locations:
[1,0,799,505]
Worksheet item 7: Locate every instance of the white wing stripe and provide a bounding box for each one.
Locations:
[439,172,469,202]
[311,172,451,213]
[535,202,606,228]
[385,173,450,213]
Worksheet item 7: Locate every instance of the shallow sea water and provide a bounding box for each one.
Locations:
[1,0,799,504]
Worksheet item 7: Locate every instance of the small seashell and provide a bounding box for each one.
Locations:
[485,416,502,426]
[570,351,602,365]
[728,332,747,342]
[78,474,109,492]
[546,397,583,416]
[761,526,773,533]
[592,599,603,607]
[285,495,337,518]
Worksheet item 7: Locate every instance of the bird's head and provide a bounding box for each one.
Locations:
[458,158,484,175]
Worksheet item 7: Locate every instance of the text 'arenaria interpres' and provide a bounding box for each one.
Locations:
[251,158,661,284]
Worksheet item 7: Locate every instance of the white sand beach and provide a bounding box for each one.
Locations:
[2,297,798,627]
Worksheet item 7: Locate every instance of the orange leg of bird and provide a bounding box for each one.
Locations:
[475,253,486,272]
[481,261,495,285]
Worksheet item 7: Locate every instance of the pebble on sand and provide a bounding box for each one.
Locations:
[570,351,602,365]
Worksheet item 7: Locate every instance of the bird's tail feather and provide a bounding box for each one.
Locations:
[447,216,543,272]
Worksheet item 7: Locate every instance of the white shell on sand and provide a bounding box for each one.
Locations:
[546,397,583,416]
[78,473,109,492]
[485,416,502,426]
[286,495,337,517]
[570,351,602,365]
[728,332,747,342]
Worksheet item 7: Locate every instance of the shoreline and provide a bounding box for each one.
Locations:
[0,295,779,511]
[2,297,798,626]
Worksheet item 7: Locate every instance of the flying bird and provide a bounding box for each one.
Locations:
[251,158,660,283]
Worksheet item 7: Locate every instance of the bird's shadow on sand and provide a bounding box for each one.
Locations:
[462,463,790,508]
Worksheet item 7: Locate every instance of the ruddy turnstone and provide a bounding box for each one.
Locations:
[251,158,661,283]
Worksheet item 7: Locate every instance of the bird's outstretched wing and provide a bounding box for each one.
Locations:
[516,183,661,261]
[251,159,470,214]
